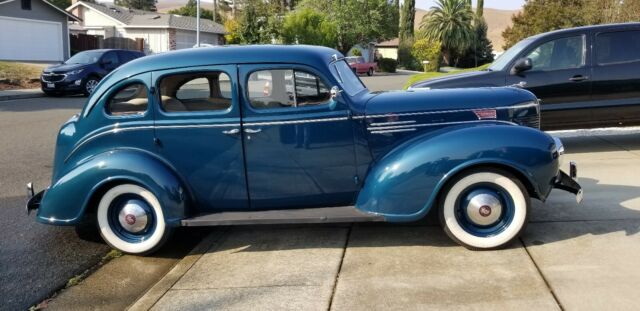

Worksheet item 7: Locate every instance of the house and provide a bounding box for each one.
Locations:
[66,1,226,55]
[375,38,399,60]
[0,0,80,62]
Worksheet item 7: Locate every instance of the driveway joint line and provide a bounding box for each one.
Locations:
[529,218,640,224]
[593,134,640,158]
[170,284,322,291]
[519,237,564,311]
[327,223,352,311]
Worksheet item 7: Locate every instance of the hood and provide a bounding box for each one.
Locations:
[44,63,88,74]
[365,87,537,116]
[410,70,495,88]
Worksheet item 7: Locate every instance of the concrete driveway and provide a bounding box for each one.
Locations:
[123,127,640,311]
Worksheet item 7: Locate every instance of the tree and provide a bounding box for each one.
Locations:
[281,8,337,46]
[114,0,157,11]
[455,17,493,67]
[476,0,483,17]
[234,0,283,44]
[167,0,224,22]
[419,0,474,66]
[49,0,70,10]
[224,18,241,44]
[412,38,441,71]
[298,0,398,54]
[399,0,415,42]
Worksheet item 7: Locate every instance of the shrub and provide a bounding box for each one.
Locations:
[412,38,441,72]
[378,58,398,73]
[351,48,362,56]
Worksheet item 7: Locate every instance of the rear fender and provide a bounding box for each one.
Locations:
[356,124,558,222]
[37,149,187,226]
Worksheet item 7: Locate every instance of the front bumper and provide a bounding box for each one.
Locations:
[41,79,83,93]
[554,162,583,203]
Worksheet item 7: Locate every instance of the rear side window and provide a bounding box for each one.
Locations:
[159,71,232,113]
[596,30,640,65]
[106,83,149,116]
[247,69,330,109]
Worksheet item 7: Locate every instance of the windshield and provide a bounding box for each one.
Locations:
[489,38,534,71]
[65,51,103,65]
[331,60,367,96]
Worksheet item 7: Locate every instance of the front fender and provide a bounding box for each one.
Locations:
[37,149,187,226]
[356,124,558,222]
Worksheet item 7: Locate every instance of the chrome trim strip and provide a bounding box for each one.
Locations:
[368,120,516,132]
[370,128,417,134]
[369,120,416,126]
[65,123,240,162]
[42,73,67,82]
[364,102,538,120]
[243,116,349,126]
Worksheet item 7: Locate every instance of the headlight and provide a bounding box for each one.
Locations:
[552,136,565,163]
[68,69,84,75]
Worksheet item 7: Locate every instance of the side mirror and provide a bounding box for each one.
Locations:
[329,86,342,110]
[511,58,532,74]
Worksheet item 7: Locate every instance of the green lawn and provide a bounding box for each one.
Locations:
[403,63,491,89]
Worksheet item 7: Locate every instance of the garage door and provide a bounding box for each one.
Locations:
[0,16,63,62]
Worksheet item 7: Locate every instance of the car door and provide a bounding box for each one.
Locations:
[152,65,249,212]
[590,28,640,127]
[506,34,592,128]
[101,51,120,72]
[239,64,359,209]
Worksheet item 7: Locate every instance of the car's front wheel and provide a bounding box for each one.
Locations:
[82,76,100,96]
[96,184,171,255]
[367,68,374,76]
[439,168,529,250]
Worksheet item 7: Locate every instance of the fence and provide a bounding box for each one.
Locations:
[70,34,144,54]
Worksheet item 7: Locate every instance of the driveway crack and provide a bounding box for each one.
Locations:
[520,237,564,311]
[327,224,352,311]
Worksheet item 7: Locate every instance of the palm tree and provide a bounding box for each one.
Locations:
[419,0,474,66]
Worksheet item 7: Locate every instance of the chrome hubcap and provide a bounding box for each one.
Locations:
[86,80,98,93]
[466,193,502,226]
[118,199,149,233]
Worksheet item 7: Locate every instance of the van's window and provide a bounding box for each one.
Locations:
[524,36,584,71]
[247,69,330,109]
[159,71,232,112]
[596,31,640,65]
[106,83,149,116]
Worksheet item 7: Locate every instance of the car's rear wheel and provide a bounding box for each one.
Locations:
[82,76,100,96]
[439,168,529,250]
[367,68,374,76]
[96,184,171,255]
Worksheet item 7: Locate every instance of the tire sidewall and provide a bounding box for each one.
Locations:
[439,169,530,250]
[97,184,169,255]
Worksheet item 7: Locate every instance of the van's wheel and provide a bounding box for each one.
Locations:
[97,184,171,255]
[367,68,374,76]
[82,76,100,96]
[439,168,529,250]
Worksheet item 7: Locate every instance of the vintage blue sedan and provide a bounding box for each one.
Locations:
[27,45,582,255]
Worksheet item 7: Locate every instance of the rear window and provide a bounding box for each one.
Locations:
[159,71,232,113]
[106,83,149,116]
[596,30,640,65]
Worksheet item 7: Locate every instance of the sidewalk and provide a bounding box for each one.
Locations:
[0,88,44,101]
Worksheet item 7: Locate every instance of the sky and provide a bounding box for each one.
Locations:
[416,0,525,10]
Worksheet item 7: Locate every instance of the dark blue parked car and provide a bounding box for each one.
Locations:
[41,49,145,96]
[27,45,582,255]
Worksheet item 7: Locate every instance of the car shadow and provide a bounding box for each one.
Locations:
[0,95,85,112]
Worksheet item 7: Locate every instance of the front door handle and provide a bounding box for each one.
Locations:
[244,128,262,134]
[569,75,589,82]
[222,128,240,135]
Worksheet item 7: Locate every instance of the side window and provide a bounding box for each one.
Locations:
[248,69,330,109]
[102,52,119,67]
[106,83,149,116]
[596,31,640,65]
[159,71,232,113]
[525,36,584,71]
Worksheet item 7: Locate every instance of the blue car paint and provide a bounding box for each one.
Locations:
[35,45,557,227]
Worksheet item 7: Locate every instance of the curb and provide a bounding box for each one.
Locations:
[0,92,45,101]
[127,228,229,311]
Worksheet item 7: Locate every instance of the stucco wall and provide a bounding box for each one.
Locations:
[0,0,70,59]
[175,29,220,50]
[121,28,169,54]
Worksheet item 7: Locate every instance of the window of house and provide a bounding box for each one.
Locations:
[596,31,640,65]
[524,36,584,71]
[21,0,31,10]
[106,83,149,116]
[159,71,232,112]
[247,69,330,109]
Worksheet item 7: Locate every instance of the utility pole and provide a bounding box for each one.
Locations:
[213,0,218,23]
[196,0,200,47]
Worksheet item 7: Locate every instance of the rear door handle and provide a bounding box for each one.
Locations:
[222,128,240,135]
[569,75,589,82]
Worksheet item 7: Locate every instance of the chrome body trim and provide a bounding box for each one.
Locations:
[367,120,516,132]
[369,128,417,134]
[369,120,417,127]
[243,116,349,127]
[364,102,538,120]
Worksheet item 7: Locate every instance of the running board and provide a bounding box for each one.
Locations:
[181,206,385,226]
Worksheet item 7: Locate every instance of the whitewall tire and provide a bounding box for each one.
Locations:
[97,184,171,255]
[439,169,530,250]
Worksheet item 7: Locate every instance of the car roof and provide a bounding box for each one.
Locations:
[528,22,640,40]
[111,45,341,79]
[78,49,140,54]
